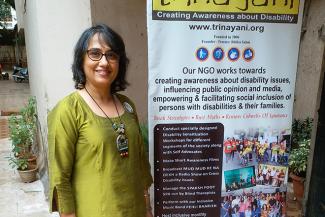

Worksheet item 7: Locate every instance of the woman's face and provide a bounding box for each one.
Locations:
[83,33,119,90]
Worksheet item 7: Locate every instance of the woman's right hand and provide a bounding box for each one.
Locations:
[146,210,153,217]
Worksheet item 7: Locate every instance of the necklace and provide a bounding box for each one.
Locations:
[84,87,129,158]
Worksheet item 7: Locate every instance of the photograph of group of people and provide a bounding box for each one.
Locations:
[256,164,287,188]
[220,189,287,217]
[224,166,256,192]
[223,136,290,168]
[221,127,290,216]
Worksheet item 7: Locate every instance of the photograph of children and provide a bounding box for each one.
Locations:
[223,128,290,171]
[223,137,256,170]
[257,139,289,166]
[256,164,288,188]
[220,189,287,217]
[224,166,256,192]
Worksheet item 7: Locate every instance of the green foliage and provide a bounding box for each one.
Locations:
[8,115,33,155]
[4,0,14,9]
[289,139,310,177]
[140,123,149,153]
[21,96,37,127]
[8,156,28,170]
[0,0,17,45]
[291,117,313,149]
[0,0,11,23]
[289,117,313,177]
[7,96,37,170]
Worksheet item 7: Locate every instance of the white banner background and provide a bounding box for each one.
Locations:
[147,1,304,216]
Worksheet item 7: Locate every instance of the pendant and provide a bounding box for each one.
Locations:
[116,123,125,134]
[112,123,119,131]
[116,134,129,157]
[115,123,129,158]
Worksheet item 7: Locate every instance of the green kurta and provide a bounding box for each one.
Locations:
[48,91,153,217]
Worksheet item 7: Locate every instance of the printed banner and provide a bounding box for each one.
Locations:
[147,1,304,216]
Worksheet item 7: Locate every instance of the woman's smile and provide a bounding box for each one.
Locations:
[95,68,110,75]
[83,33,119,89]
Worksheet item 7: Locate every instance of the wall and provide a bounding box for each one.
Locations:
[293,0,325,214]
[14,0,92,194]
[14,0,24,30]
[90,0,148,121]
[294,0,325,119]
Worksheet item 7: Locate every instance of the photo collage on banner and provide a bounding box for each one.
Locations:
[147,1,304,217]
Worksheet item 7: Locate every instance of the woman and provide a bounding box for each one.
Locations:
[277,169,285,187]
[238,197,246,217]
[261,204,269,217]
[221,196,231,217]
[48,24,153,217]
[251,203,261,217]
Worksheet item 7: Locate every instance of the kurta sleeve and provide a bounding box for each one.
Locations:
[48,100,79,213]
[139,132,154,189]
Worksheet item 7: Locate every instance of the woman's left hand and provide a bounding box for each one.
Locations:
[146,210,153,217]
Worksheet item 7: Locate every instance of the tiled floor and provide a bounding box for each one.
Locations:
[0,77,59,217]
[0,76,30,114]
[0,135,59,217]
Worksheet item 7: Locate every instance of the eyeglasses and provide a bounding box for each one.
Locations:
[86,48,120,62]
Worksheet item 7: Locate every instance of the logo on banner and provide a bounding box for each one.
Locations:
[195,47,255,62]
[227,47,240,61]
[243,47,255,62]
[213,47,224,62]
[196,47,209,61]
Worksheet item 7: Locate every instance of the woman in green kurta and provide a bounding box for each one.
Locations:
[48,24,153,217]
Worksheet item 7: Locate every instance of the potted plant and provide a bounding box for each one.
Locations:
[7,96,38,183]
[289,117,313,200]
[8,154,38,183]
